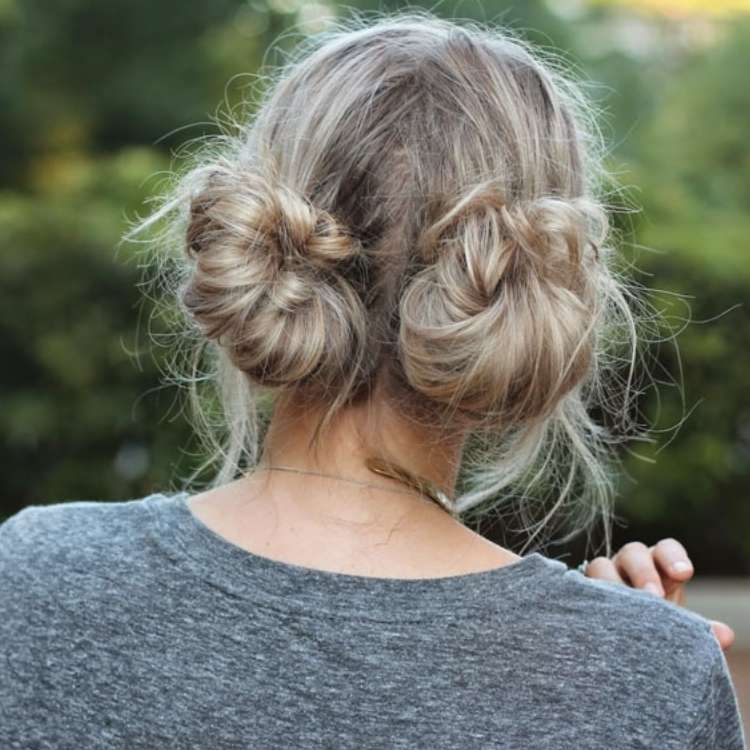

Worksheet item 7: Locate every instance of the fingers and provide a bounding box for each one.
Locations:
[584,556,626,585]
[650,538,694,583]
[649,538,694,605]
[612,541,665,597]
[711,621,736,652]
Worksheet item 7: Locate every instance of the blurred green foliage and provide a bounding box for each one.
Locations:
[1,0,747,572]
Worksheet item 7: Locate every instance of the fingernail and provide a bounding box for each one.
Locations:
[671,561,693,574]
[644,582,663,597]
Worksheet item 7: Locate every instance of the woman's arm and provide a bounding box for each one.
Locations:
[583,538,736,652]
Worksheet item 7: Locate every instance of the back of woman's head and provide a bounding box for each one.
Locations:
[127,11,643,555]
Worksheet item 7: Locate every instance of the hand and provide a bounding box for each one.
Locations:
[582,539,736,652]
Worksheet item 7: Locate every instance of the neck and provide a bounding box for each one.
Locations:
[250,391,466,530]
[191,392,520,578]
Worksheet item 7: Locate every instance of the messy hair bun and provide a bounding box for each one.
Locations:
[182,164,368,390]
[126,12,650,556]
[399,187,607,425]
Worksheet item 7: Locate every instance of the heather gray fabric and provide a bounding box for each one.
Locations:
[0,491,746,749]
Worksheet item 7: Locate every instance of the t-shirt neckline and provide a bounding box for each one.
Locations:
[146,490,567,622]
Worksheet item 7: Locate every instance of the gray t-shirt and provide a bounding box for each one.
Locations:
[0,491,746,749]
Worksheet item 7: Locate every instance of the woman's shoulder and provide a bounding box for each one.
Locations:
[0,493,178,645]
[0,494,163,579]
[541,561,720,681]
[541,559,717,648]
[528,561,740,743]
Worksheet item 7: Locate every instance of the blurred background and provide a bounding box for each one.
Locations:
[1,0,749,723]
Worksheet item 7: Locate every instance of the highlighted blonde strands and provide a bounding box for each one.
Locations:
[122,10,655,556]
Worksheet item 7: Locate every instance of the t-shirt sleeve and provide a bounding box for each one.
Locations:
[687,634,747,749]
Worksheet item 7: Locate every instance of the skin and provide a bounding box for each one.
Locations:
[190,388,735,653]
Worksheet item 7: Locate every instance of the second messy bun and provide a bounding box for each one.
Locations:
[399,187,607,425]
[183,163,368,390]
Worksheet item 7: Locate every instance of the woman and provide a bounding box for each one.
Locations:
[0,12,745,749]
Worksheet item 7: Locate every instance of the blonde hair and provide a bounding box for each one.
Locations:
[124,11,649,557]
